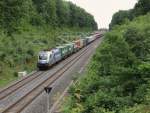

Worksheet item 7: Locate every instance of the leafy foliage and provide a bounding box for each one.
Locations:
[63,13,150,113]
[0,0,97,34]
[0,27,92,87]
[109,10,132,29]
[134,0,150,16]
[110,0,150,29]
[0,0,97,87]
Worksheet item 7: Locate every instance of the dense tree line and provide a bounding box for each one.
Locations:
[64,13,150,113]
[109,0,150,29]
[63,0,150,112]
[0,0,97,34]
[109,10,132,29]
[0,0,97,86]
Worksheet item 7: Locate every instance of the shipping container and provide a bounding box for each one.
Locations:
[79,39,84,48]
[73,40,81,50]
[57,45,69,59]
[81,38,88,47]
[64,43,74,55]
[86,36,95,44]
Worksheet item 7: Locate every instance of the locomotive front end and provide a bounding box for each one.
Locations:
[37,51,50,69]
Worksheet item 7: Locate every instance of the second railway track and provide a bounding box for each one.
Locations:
[0,39,92,101]
[0,38,101,113]
[0,71,43,100]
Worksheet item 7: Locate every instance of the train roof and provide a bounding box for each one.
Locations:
[39,50,52,54]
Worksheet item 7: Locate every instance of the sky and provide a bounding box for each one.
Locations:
[65,0,137,28]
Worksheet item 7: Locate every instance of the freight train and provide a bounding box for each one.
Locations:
[37,32,102,70]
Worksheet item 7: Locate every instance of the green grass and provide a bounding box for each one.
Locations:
[0,26,92,88]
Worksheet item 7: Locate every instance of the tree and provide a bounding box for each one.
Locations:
[0,0,97,33]
[69,2,79,27]
[124,27,150,59]
[2,0,33,34]
[0,0,4,27]
[46,0,57,26]
[109,10,131,29]
[56,0,68,26]
[134,0,150,16]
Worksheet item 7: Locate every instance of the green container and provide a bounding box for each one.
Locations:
[57,45,69,58]
[65,43,74,55]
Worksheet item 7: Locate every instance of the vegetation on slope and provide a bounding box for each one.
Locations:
[109,0,150,29]
[0,0,97,34]
[0,0,97,87]
[64,12,150,113]
[0,27,92,87]
[63,0,150,112]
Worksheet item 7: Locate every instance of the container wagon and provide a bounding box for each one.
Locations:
[86,36,95,44]
[81,38,88,47]
[37,32,101,70]
[64,43,74,55]
[73,40,81,51]
[57,45,70,59]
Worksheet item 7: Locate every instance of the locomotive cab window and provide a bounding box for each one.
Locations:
[39,55,48,60]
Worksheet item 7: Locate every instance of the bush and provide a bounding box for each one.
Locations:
[63,13,150,113]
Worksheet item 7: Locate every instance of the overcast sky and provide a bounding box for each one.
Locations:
[65,0,137,28]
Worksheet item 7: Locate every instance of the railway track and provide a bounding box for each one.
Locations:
[0,71,43,100]
[0,40,91,101]
[0,38,100,113]
[0,54,75,101]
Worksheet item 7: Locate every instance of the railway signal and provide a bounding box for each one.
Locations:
[44,87,52,94]
[44,87,52,113]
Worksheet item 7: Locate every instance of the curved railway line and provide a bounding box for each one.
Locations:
[0,37,102,113]
[0,48,83,101]
[0,38,94,101]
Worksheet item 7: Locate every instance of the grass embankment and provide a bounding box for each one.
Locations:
[0,26,91,88]
[63,14,150,113]
[0,0,97,87]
